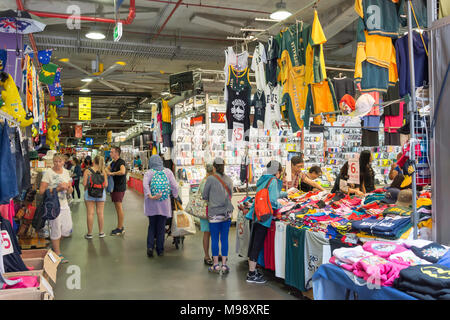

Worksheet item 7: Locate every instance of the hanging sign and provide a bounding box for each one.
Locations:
[107,130,112,144]
[79,97,91,121]
[1,230,14,256]
[348,154,360,185]
[85,137,94,146]
[190,114,205,126]
[114,22,123,42]
[75,125,83,138]
[232,122,244,145]
[211,112,226,124]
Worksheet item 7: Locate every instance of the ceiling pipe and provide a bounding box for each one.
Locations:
[22,0,136,25]
[145,0,271,15]
[153,0,183,41]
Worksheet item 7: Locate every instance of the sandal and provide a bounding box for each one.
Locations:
[58,255,69,264]
[204,258,213,266]
[208,264,221,274]
[221,265,230,274]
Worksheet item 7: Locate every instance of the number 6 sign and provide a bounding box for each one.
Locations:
[348,154,360,185]
[1,230,14,256]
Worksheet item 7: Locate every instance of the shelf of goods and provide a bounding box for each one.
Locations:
[127,172,144,194]
[236,185,438,300]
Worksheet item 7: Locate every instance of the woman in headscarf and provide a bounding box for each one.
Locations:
[143,155,179,257]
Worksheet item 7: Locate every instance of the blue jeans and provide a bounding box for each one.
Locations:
[209,220,231,257]
[147,215,167,254]
[0,123,18,204]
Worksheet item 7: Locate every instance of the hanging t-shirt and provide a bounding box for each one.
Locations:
[331,77,356,103]
[305,11,327,85]
[263,220,277,271]
[224,47,249,102]
[265,37,279,86]
[161,99,171,123]
[251,42,267,91]
[251,90,266,129]
[355,0,400,38]
[274,221,287,279]
[304,230,331,290]
[264,83,281,130]
[41,168,72,209]
[0,216,28,273]
[285,225,306,291]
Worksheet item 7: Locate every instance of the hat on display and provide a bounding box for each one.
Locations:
[395,189,413,207]
[43,150,57,160]
[339,94,356,114]
[350,94,375,118]
[381,187,401,204]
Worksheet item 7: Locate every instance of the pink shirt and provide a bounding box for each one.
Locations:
[362,241,408,258]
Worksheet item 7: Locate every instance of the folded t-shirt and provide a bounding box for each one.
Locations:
[363,241,408,258]
[389,250,432,266]
[333,245,372,265]
[411,243,449,263]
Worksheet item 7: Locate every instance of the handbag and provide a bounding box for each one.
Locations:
[185,187,208,220]
[171,199,196,237]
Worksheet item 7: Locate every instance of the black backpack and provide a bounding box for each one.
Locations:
[87,168,105,198]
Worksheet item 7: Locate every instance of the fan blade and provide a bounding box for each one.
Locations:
[58,58,91,76]
[99,61,126,78]
[107,80,154,90]
[98,79,122,92]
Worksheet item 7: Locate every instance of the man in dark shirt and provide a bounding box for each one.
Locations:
[106,146,127,236]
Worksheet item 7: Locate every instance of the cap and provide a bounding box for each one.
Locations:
[339,94,356,114]
[381,188,401,204]
[43,150,57,160]
[350,94,375,118]
[395,189,413,207]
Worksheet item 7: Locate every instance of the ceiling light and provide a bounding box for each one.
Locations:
[161,91,170,96]
[240,28,266,32]
[80,88,91,93]
[270,1,292,21]
[81,78,93,83]
[136,109,146,113]
[86,26,106,40]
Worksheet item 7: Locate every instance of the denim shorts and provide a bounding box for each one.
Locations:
[84,189,106,202]
[200,218,210,232]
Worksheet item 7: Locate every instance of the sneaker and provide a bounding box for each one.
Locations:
[246,272,267,284]
[84,234,93,240]
[99,232,106,238]
[147,249,154,258]
[111,228,125,236]
[58,255,69,264]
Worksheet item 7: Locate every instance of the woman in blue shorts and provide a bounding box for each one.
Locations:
[83,155,108,239]
[199,164,215,265]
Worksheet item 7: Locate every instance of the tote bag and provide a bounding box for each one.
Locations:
[171,199,196,237]
[185,188,208,220]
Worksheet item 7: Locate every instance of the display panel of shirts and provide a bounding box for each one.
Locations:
[251,42,267,91]
[226,65,251,143]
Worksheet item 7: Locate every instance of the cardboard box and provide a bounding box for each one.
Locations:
[0,271,54,300]
[20,249,61,285]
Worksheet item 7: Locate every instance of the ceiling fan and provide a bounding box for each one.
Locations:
[58,54,157,92]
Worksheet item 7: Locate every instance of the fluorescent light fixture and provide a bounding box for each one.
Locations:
[255,17,280,22]
[240,28,266,32]
[270,1,292,21]
[80,88,91,93]
[86,26,106,40]
[227,36,256,41]
[161,91,170,96]
[81,78,93,82]
[136,109,146,113]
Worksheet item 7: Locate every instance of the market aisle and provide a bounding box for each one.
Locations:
[53,188,299,300]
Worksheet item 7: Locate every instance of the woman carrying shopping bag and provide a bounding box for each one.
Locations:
[202,158,234,274]
[143,155,179,257]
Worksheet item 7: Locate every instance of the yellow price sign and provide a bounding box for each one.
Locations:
[79,97,91,121]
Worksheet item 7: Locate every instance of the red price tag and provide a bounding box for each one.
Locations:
[348,155,360,184]
[232,122,244,144]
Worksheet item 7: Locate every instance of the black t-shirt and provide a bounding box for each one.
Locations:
[111,158,127,192]
[251,90,266,128]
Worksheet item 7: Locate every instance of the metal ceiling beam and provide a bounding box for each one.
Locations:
[64,90,152,97]
[190,14,241,34]
[153,0,183,41]
[322,1,359,40]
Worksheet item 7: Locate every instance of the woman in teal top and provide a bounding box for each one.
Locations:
[245,160,288,284]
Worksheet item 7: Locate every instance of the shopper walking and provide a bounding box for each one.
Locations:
[83,156,108,239]
[198,164,215,266]
[143,155,179,257]
[245,160,287,283]
[71,158,82,200]
[202,158,234,274]
[81,156,93,174]
[39,153,73,263]
[106,147,127,236]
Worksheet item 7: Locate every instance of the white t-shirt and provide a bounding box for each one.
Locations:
[41,168,72,209]
[224,47,249,102]
[275,221,287,279]
[264,83,282,130]
[251,42,267,91]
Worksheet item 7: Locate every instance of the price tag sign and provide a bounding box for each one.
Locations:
[232,122,244,146]
[1,230,14,256]
[79,97,91,121]
[348,154,360,185]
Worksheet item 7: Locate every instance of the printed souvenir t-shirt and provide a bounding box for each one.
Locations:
[251,42,267,91]
[41,168,72,209]
[251,90,266,128]
[111,158,127,192]
[264,83,282,130]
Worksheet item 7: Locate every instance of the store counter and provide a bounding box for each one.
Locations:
[312,264,416,300]
[128,172,144,194]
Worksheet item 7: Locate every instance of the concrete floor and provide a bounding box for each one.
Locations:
[53,187,301,300]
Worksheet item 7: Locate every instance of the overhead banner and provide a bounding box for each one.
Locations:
[75,125,82,138]
[79,97,91,121]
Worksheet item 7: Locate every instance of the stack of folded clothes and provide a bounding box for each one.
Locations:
[351,215,412,240]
